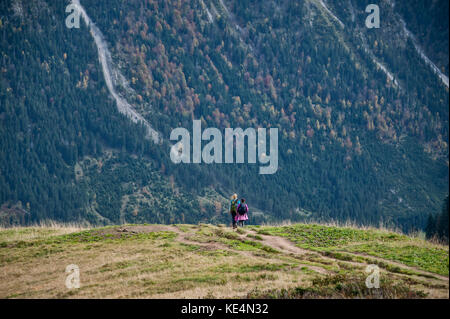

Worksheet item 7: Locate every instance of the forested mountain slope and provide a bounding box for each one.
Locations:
[0,0,448,231]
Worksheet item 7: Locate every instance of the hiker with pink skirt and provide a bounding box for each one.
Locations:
[235,198,249,227]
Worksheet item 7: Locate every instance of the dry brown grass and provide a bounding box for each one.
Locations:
[0,225,316,298]
[0,221,87,243]
[0,223,447,299]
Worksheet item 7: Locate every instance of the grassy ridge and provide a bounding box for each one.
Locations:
[0,223,448,299]
[253,224,449,276]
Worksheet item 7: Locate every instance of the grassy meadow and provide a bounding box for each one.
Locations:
[0,223,448,299]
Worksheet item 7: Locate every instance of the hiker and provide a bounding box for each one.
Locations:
[229,194,239,229]
[236,198,249,227]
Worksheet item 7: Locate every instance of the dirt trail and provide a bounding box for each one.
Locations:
[242,229,367,270]
[168,226,231,252]
[119,196,129,225]
[234,229,333,274]
[253,232,311,255]
[115,225,329,273]
[71,0,160,143]
[119,225,253,258]
[242,229,448,285]
[112,225,448,286]
[169,226,331,275]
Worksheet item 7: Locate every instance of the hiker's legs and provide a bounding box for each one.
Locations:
[239,220,244,227]
[231,213,237,228]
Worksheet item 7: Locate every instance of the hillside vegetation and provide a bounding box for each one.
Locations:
[0,0,448,231]
[0,222,448,299]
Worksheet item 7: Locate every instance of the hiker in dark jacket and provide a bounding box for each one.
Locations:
[229,194,239,229]
[236,198,249,227]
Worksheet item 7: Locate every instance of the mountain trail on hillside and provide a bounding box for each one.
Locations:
[245,229,310,255]
[71,0,161,143]
[390,0,449,88]
[241,228,448,285]
[1,224,448,298]
[241,230,331,275]
[113,224,332,274]
[113,225,448,284]
[316,0,345,29]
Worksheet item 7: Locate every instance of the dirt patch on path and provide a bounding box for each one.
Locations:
[116,225,173,234]
[169,225,229,252]
[233,229,332,274]
[84,225,176,240]
[110,225,252,256]
[256,232,310,255]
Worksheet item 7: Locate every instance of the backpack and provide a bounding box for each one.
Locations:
[231,199,238,212]
[238,204,247,215]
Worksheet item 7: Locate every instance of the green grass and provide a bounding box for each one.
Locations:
[0,228,59,242]
[174,224,194,233]
[247,234,263,241]
[259,224,407,249]
[258,224,448,276]
[345,243,449,276]
[2,228,177,248]
[0,223,447,299]
[221,238,280,253]
[53,229,177,245]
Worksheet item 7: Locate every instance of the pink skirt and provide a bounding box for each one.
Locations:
[235,213,248,221]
